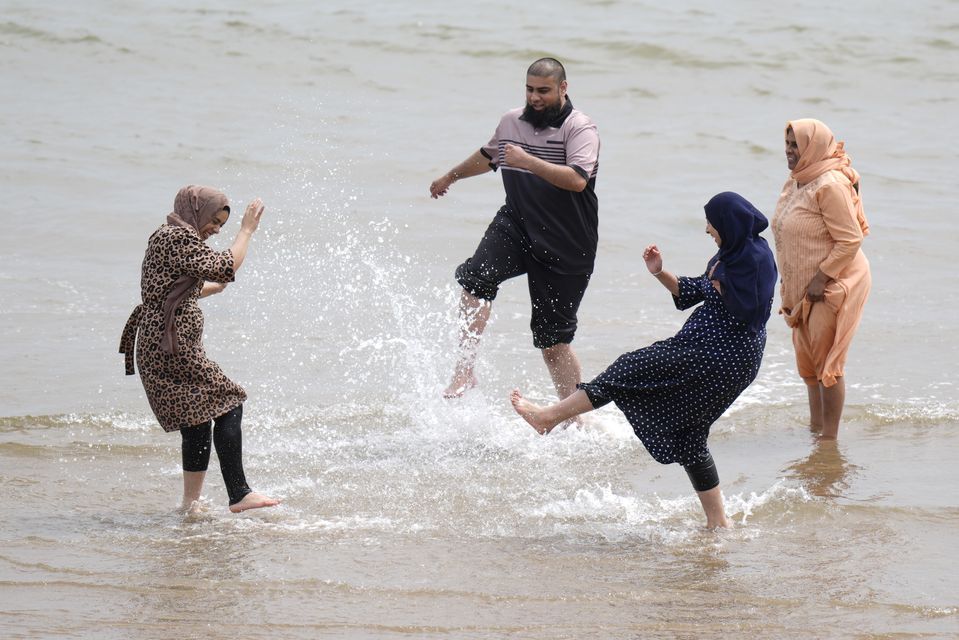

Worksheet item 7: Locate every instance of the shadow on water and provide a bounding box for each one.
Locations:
[783,438,858,498]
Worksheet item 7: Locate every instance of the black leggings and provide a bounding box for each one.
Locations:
[684,453,720,492]
[181,404,251,505]
[579,383,721,493]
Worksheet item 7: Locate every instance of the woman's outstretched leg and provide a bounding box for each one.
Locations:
[510,388,595,434]
[212,405,280,513]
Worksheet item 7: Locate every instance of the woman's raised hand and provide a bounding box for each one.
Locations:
[229,198,265,272]
[644,243,679,296]
[240,198,265,234]
[643,244,663,275]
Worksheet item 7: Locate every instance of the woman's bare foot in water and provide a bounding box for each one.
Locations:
[179,499,207,515]
[510,389,561,435]
[229,492,281,513]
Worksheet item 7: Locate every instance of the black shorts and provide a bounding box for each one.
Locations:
[455,209,591,349]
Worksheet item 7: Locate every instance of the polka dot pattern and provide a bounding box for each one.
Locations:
[580,274,769,466]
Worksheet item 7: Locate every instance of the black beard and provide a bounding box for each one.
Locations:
[521,101,564,129]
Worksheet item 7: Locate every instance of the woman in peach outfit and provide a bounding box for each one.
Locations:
[772,119,871,439]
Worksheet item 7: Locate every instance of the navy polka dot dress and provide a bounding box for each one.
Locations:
[579,273,769,467]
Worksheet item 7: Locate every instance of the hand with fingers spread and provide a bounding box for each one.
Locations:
[230,197,265,273]
[240,197,265,234]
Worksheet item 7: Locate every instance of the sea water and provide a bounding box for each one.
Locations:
[1,1,958,637]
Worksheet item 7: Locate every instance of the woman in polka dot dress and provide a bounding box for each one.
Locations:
[511,192,778,528]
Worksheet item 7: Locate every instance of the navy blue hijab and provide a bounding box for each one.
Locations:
[704,192,778,334]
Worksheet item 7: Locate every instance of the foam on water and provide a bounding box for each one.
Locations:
[17,397,825,550]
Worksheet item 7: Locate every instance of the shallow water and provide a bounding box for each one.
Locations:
[2,1,958,638]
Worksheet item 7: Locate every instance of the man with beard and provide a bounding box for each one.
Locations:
[429,58,600,403]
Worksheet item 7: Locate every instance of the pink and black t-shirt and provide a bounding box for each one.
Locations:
[480,98,600,275]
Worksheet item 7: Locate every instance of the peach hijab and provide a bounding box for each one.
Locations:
[787,118,869,236]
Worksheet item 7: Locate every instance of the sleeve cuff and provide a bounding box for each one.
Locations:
[480,148,498,171]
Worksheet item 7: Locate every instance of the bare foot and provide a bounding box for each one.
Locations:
[178,499,207,515]
[696,486,731,529]
[443,371,478,399]
[509,389,558,435]
[229,492,281,513]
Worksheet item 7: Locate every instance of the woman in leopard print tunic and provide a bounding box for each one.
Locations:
[120,185,279,514]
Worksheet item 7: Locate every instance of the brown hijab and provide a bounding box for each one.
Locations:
[161,185,230,354]
[787,118,869,236]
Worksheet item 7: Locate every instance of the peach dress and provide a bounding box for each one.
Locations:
[772,119,871,387]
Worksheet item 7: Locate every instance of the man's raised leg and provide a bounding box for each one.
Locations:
[445,289,491,398]
[541,342,583,400]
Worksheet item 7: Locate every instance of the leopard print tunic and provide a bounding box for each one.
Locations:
[121,224,247,432]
